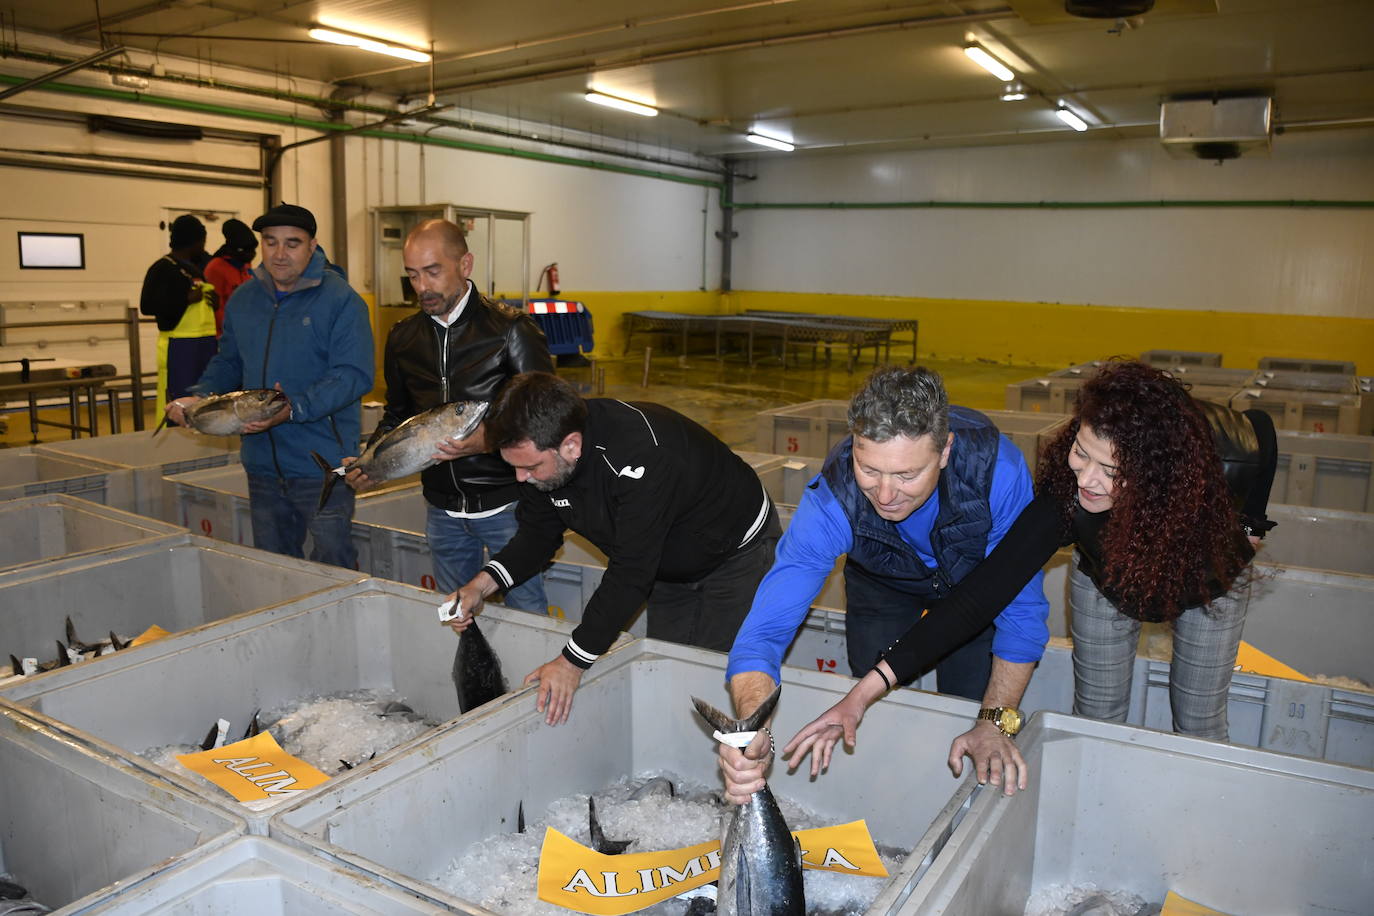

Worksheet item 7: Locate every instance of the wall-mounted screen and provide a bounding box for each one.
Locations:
[18,232,86,269]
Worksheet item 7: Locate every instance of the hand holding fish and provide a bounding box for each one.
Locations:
[341,459,374,493]
[240,383,291,433]
[717,727,773,805]
[430,422,488,462]
[523,654,583,726]
[442,574,496,633]
[165,396,204,428]
[947,721,1027,797]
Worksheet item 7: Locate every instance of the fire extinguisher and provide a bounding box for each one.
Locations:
[538,262,560,297]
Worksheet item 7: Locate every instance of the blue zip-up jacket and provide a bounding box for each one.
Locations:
[727,427,1049,684]
[192,248,374,479]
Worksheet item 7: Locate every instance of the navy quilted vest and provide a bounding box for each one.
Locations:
[820,406,1001,600]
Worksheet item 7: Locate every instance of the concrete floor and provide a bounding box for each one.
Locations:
[0,351,1054,450]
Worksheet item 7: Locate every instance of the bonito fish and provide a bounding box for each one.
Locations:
[155,389,288,437]
[311,400,488,509]
[692,686,805,916]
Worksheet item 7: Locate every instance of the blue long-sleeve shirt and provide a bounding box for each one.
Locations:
[727,435,1049,683]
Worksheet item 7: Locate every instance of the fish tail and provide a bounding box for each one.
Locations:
[151,414,168,438]
[691,684,781,735]
[311,451,337,510]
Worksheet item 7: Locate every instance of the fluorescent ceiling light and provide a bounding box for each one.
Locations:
[963,44,1014,82]
[745,131,794,152]
[1000,82,1028,102]
[584,91,658,117]
[1055,106,1089,132]
[309,27,431,63]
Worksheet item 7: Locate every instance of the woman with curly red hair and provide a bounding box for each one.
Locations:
[762,360,1277,797]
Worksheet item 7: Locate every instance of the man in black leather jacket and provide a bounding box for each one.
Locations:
[347,219,553,608]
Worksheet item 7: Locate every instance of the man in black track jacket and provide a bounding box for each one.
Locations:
[346,219,552,608]
[445,371,781,725]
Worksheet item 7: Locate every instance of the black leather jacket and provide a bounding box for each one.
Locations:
[374,284,553,512]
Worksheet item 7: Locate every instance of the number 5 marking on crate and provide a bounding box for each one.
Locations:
[787,436,799,453]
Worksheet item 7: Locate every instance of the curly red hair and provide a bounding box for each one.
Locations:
[1038,360,1251,622]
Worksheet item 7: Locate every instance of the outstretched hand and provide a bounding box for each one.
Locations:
[780,690,868,778]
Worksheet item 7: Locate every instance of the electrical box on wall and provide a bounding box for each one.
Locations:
[1160,96,1272,161]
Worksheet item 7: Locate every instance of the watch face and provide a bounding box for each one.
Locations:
[998,708,1024,735]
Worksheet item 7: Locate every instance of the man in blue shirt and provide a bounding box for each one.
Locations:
[723,367,1048,794]
[167,203,374,569]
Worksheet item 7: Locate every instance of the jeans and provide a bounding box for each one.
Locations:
[426,502,547,612]
[1070,563,1249,740]
[646,506,781,653]
[842,564,995,702]
[248,474,357,570]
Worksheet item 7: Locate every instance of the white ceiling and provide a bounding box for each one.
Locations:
[7,0,1374,161]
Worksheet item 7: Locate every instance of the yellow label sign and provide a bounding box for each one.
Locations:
[537,820,887,915]
[1235,641,1310,682]
[1162,890,1234,915]
[175,731,328,803]
[130,624,171,647]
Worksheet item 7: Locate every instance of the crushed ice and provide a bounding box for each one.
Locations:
[435,770,908,916]
[141,689,433,803]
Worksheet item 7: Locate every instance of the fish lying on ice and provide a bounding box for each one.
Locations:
[692,685,805,916]
[311,400,488,509]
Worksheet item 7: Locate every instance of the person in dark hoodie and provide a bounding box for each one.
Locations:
[166,203,374,570]
[204,217,257,336]
[140,213,217,414]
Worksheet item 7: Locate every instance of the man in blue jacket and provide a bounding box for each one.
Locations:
[166,203,374,569]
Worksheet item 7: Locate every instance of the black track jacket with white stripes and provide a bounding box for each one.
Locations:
[483,398,772,668]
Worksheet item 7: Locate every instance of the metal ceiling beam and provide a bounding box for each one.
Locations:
[0,45,125,101]
[415,8,1016,97]
[62,1,174,37]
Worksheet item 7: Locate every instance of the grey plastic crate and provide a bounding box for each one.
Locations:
[348,485,433,586]
[754,398,851,457]
[1140,348,1223,367]
[0,705,244,913]
[37,427,239,522]
[898,712,1374,915]
[1254,369,1360,394]
[1241,563,1374,684]
[7,580,621,834]
[980,410,1070,474]
[167,464,414,572]
[0,493,182,574]
[1165,365,1257,387]
[1258,356,1358,375]
[0,445,131,505]
[1260,503,1374,576]
[1235,384,1367,435]
[0,535,361,688]
[1272,429,1374,512]
[1003,376,1083,414]
[270,639,984,914]
[72,836,447,914]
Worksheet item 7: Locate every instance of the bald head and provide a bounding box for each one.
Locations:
[407,219,469,260]
[404,219,475,318]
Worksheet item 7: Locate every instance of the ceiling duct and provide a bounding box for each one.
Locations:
[1064,0,1155,16]
[1006,0,1214,26]
[1159,95,1272,162]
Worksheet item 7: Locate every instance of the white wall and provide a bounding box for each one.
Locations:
[344,136,721,298]
[731,131,1374,317]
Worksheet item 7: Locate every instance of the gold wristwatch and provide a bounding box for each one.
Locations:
[977,706,1023,737]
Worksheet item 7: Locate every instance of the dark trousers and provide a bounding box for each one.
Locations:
[645,506,782,653]
[843,565,994,702]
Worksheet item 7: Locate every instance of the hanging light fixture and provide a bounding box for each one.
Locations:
[1055,105,1089,131]
[584,91,659,117]
[745,131,794,152]
[1000,82,1028,102]
[309,26,430,63]
[963,44,1015,82]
